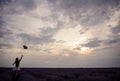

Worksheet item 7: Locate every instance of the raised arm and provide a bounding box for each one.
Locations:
[19,55,23,62]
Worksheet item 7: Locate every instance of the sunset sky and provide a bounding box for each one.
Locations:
[0,0,120,67]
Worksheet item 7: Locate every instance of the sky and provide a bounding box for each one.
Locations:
[0,0,120,68]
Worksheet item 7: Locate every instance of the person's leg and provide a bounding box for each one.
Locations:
[15,67,20,81]
[12,71,16,81]
[18,67,20,71]
[12,67,19,81]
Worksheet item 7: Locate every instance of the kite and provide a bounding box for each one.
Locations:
[23,45,28,49]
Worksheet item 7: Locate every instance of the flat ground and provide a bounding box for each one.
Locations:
[0,68,120,81]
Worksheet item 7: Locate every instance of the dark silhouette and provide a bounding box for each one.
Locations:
[23,45,28,49]
[12,55,23,68]
[12,55,23,81]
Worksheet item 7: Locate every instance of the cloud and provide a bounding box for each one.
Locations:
[104,34,120,45]
[81,38,101,48]
[48,0,120,27]
[108,38,120,44]
[0,0,120,67]
[40,26,61,36]
[103,21,120,45]
[18,33,55,45]
[74,47,81,50]
[111,21,120,34]
[0,0,47,16]
[0,0,13,4]
[0,16,13,38]
[0,43,13,49]
[17,25,62,45]
[16,0,36,10]
[48,0,119,8]
[0,16,5,37]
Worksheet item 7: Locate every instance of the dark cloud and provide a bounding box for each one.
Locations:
[0,0,36,9]
[0,0,19,15]
[108,37,120,44]
[111,22,120,34]
[81,38,101,48]
[74,46,81,50]
[0,43,13,49]
[80,10,111,26]
[0,16,4,28]
[105,22,120,45]
[48,0,119,8]
[80,34,120,49]
[0,0,13,4]
[17,26,62,44]
[48,0,120,27]
[0,0,38,15]
[40,27,59,36]
[0,15,5,23]
[104,35,120,45]
[78,27,89,35]
[16,0,37,10]
[18,33,55,45]
[0,16,12,37]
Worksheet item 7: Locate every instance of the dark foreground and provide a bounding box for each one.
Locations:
[0,68,120,81]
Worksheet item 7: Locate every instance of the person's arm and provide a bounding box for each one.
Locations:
[12,61,15,65]
[19,55,23,62]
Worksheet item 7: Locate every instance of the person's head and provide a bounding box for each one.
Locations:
[15,58,19,61]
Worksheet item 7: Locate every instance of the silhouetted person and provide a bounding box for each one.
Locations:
[13,55,23,70]
[12,55,23,81]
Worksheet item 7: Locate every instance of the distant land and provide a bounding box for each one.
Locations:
[0,68,120,81]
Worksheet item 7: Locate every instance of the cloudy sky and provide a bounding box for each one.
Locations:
[0,0,120,67]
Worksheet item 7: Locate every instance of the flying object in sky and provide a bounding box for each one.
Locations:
[23,45,28,49]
